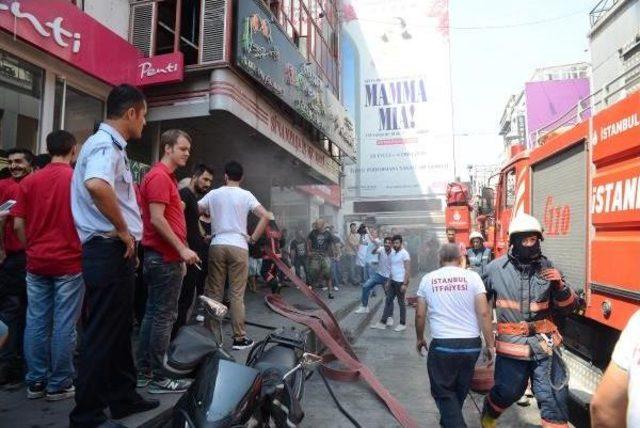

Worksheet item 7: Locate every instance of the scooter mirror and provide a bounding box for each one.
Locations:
[199,295,228,319]
[301,352,323,372]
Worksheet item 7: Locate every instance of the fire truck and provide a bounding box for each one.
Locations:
[448,90,640,407]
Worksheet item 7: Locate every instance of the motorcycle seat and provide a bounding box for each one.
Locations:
[165,324,220,375]
[252,345,298,375]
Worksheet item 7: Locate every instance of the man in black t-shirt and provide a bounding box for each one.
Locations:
[289,229,308,281]
[307,219,335,298]
[173,164,213,336]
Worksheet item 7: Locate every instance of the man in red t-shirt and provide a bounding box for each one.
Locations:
[136,129,200,394]
[0,148,33,385]
[13,131,83,401]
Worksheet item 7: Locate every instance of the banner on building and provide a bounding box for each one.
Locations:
[343,0,454,199]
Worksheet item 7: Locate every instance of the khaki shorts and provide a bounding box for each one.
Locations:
[308,255,331,282]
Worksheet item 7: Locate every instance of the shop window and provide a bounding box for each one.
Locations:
[0,50,43,153]
[53,79,104,146]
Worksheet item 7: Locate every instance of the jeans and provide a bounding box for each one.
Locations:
[24,272,84,391]
[361,272,388,307]
[292,256,308,282]
[361,264,370,284]
[172,262,203,338]
[70,237,141,427]
[0,251,27,375]
[485,354,569,424]
[380,280,406,325]
[331,258,343,287]
[137,250,183,379]
[427,337,481,428]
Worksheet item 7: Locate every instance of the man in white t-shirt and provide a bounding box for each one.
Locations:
[591,310,640,428]
[198,161,271,350]
[414,243,495,428]
[371,235,410,331]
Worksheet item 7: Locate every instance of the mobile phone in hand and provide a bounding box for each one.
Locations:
[0,200,16,212]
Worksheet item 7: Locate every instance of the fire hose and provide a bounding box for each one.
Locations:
[264,252,419,428]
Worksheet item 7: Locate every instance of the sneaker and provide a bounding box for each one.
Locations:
[195,314,205,323]
[46,385,75,401]
[322,286,329,291]
[148,378,192,394]
[354,306,369,314]
[232,337,255,350]
[516,395,531,407]
[370,322,387,330]
[386,317,394,327]
[136,372,152,388]
[394,324,407,332]
[328,293,335,299]
[27,381,46,399]
[333,286,340,291]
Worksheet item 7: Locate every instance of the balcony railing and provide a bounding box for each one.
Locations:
[590,0,621,27]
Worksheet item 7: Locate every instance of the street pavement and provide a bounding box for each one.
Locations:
[301,275,571,428]
[0,273,577,427]
[0,281,359,428]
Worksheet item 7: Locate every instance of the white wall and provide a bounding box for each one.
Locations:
[84,0,131,41]
[589,0,640,96]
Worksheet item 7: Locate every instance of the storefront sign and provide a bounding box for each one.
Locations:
[297,184,341,207]
[136,52,184,87]
[0,0,184,87]
[234,0,355,157]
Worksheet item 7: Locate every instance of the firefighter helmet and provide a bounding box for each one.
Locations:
[508,213,543,239]
[469,231,484,242]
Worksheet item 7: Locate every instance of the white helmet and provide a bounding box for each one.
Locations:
[508,213,543,239]
[469,231,484,242]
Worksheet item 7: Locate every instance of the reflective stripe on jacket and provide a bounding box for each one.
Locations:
[482,254,578,361]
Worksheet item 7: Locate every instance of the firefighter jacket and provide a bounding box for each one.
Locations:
[482,253,578,361]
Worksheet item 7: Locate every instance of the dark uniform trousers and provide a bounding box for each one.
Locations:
[70,237,142,427]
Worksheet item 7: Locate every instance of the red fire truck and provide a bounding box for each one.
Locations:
[448,90,640,406]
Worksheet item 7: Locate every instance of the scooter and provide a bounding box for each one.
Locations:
[165,295,322,428]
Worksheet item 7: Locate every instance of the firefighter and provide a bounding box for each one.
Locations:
[466,231,491,275]
[480,213,578,428]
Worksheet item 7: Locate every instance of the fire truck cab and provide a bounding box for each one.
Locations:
[485,90,640,407]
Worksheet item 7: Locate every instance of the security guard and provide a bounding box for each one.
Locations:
[480,213,578,428]
[466,231,491,275]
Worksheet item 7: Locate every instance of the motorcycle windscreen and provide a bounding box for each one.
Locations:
[184,356,261,427]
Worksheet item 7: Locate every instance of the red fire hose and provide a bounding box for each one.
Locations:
[265,252,419,428]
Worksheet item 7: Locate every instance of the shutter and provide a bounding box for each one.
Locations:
[130,2,157,57]
[199,0,228,64]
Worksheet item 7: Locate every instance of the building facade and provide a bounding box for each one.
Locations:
[0,0,352,226]
[498,63,590,150]
[589,0,640,110]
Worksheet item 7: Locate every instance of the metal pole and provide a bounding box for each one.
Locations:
[174,0,183,53]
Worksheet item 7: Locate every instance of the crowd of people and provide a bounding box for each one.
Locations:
[0,84,275,427]
[0,85,637,428]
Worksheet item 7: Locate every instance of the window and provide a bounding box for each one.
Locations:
[0,50,43,153]
[53,79,104,146]
[276,0,339,94]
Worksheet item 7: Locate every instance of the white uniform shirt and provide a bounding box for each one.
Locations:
[198,186,261,250]
[611,310,640,427]
[389,248,410,282]
[417,266,486,339]
[71,123,142,243]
